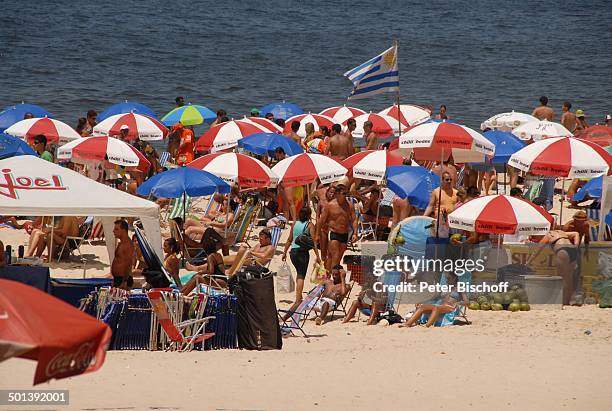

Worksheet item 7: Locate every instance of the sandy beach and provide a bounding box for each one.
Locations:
[1,212,611,411]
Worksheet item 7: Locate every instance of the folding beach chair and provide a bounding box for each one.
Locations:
[262,226,282,269]
[587,208,601,242]
[278,284,325,337]
[418,271,472,327]
[230,203,260,246]
[159,151,171,168]
[56,216,94,262]
[347,197,376,248]
[394,216,435,261]
[357,270,403,320]
[134,225,175,287]
[169,219,201,263]
[167,195,192,221]
[147,289,215,351]
[332,269,355,317]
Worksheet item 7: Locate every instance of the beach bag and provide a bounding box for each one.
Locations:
[295,222,314,250]
[377,309,403,325]
[525,179,543,202]
[310,263,329,284]
[276,262,295,293]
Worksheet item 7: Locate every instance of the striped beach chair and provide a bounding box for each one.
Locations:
[159,151,171,168]
[278,284,325,337]
[167,195,192,221]
[587,208,601,241]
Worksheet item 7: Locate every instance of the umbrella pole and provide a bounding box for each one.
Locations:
[182,192,187,267]
[504,169,507,194]
[49,219,54,263]
[559,177,565,226]
[435,150,444,238]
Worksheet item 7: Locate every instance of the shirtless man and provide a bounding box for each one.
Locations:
[325,124,353,161]
[315,184,357,271]
[344,118,357,152]
[531,96,555,121]
[284,120,301,145]
[424,172,459,237]
[560,101,576,132]
[314,265,351,325]
[111,219,135,290]
[364,121,377,150]
[314,184,336,266]
[223,229,275,267]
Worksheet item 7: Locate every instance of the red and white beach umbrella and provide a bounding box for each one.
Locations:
[342,150,404,181]
[271,153,347,187]
[93,113,168,141]
[188,152,277,188]
[346,112,401,139]
[511,119,572,141]
[5,117,81,144]
[508,136,612,178]
[399,121,495,162]
[319,105,366,124]
[57,136,151,173]
[242,116,283,132]
[195,120,268,152]
[449,194,554,235]
[379,104,430,127]
[481,111,538,131]
[283,113,334,138]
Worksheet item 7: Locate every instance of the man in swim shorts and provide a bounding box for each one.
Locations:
[111,219,134,290]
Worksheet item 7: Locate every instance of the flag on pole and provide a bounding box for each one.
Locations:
[344,45,399,100]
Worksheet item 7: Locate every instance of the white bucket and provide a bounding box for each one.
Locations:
[522,275,563,308]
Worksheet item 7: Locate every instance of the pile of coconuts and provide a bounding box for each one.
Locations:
[468,284,530,312]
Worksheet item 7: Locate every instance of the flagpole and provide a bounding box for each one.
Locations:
[394,38,401,146]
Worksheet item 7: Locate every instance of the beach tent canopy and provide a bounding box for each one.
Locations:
[0,156,163,260]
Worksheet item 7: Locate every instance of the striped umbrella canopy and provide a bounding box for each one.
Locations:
[319,105,365,124]
[511,119,572,141]
[57,136,151,173]
[160,104,216,126]
[345,112,401,139]
[195,120,268,152]
[260,101,304,120]
[449,194,554,235]
[0,103,52,131]
[508,136,612,178]
[574,125,612,147]
[93,113,167,141]
[481,111,538,131]
[399,121,495,163]
[482,130,527,164]
[241,116,283,132]
[342,149,404,181]
[271,153,347,187]
[283,113,334,138]
[379,104,430,127]
[5,117,80,144]
[98,101,157,121]
[188,152,277,188]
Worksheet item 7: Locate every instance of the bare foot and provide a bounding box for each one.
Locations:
[315,317,323,326]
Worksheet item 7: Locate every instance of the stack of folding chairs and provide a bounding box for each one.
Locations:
[202,294,238,350]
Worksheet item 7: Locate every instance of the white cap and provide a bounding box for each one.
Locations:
[120,124,129,130]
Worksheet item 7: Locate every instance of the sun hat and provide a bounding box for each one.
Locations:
[576,109,585,118]
[171,122,184,132]
[250,108,260,115]
[120,124,129,130]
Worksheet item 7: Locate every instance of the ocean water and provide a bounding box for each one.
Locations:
[0,0,610,131]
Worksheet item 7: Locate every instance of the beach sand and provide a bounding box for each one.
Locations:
[1,186,611,410]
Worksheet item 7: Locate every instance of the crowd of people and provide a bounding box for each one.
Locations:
[2,95,610,326]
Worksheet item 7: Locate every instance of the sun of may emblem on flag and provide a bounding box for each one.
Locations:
[382,47,397,68]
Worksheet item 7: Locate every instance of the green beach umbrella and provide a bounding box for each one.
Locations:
[161,104,216,126]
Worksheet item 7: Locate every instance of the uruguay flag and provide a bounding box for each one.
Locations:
[344,45,399,100]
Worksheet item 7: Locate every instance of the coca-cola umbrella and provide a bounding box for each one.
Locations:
[93,113,168,141]
[379,104,431,127]
[188,152,278,189]
[342,149,404,181]
[4,117,81,145]
[195,120,268,152]
[319,105,366,124]
[271,153,347,187]
[57,136,151,173]
[0,279,111,385]
[283,113,334,138]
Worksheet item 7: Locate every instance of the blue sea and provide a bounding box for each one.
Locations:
[0,0,610,130]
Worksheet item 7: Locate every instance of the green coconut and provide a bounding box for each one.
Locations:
[468,302,480,310]
[492,293,504,305]
[491,303,504,311]
[480,302,491,311]
[477,295,489,305]
[508,299,521,312]
[395,234,405,245]
[520,303,530,311]
[502,292,515,305]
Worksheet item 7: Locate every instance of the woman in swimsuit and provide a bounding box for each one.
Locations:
[403,272,468,328]
[163,238,182,288]
[181,239,227,295]
[527,230,581,305]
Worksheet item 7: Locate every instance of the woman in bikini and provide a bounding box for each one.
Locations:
[163,238,182,288]
[527,230,581,305]
[181,239,226,295]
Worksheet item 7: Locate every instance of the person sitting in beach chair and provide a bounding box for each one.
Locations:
[184,195,236,242]
[223,228,275,267]
[342,274,388,326]
[181,239,227,295]
[403,272,469,328]
[313,265,351,325]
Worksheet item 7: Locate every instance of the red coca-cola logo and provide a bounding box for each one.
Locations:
[45,342,96,378]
